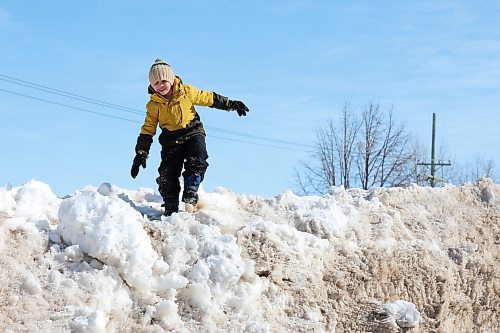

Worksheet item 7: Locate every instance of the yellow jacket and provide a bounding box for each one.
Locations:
[140,77,214,135]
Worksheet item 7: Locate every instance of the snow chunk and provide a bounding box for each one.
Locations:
[96,182,113,197]
[21,272,42,295]
[276,190,358,237]
[13,180,61,222]
[242,218,329,256]
[0,183,16,216]
[71,310,107,333]
[57,190,159,293]
[384,300,420,328]
[65,245,84,262]
[153,300,182,327]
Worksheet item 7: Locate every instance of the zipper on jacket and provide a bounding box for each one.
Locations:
[179,102,183,126]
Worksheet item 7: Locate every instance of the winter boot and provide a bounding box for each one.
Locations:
[182,190,199,205]
[182,173,202,205]
[162,199,179,216]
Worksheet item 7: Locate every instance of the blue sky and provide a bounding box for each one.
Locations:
[1,1,499,197]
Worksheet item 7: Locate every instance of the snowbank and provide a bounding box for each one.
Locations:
[0,179,498,332]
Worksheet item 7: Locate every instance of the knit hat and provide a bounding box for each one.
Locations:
[148,58,175,86]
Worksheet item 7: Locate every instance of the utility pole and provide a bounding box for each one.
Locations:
[417,113,451,187]
[431,113,437,187]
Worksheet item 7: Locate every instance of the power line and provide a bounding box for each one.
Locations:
[209,135,312,153]
[0,88,138,123]
[205,126,313,149]
[0,73,315,151]
[0,74,143,115]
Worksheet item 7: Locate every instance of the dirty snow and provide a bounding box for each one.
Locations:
[0,179,498,332]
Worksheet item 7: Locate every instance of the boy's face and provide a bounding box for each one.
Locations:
[152,80,172,96]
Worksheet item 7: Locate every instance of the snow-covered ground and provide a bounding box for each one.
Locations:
[0,179,498,332]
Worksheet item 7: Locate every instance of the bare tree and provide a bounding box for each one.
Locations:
[482,158,496,179]
[295,102,413,194]
[356,103,383,189]
[294,123,337,195]
[375,110,415,187]
[444,155,498,185]
[295,103,359,194]
[355,103,414,189]
[471,156,496,180]
[335,103,359,189]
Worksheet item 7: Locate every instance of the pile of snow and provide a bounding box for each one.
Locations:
[0,179,498,332]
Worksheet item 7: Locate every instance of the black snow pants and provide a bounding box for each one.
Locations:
[156,134,209,211]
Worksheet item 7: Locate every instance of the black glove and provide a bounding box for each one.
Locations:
[228,100,249,117]
[131,151,148,179]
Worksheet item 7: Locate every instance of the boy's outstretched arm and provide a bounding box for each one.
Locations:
[211,93,249,117]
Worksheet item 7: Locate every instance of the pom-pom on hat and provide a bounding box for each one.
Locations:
[148,58,175,86]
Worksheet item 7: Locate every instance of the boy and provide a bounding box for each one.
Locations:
[131,58,249,216]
